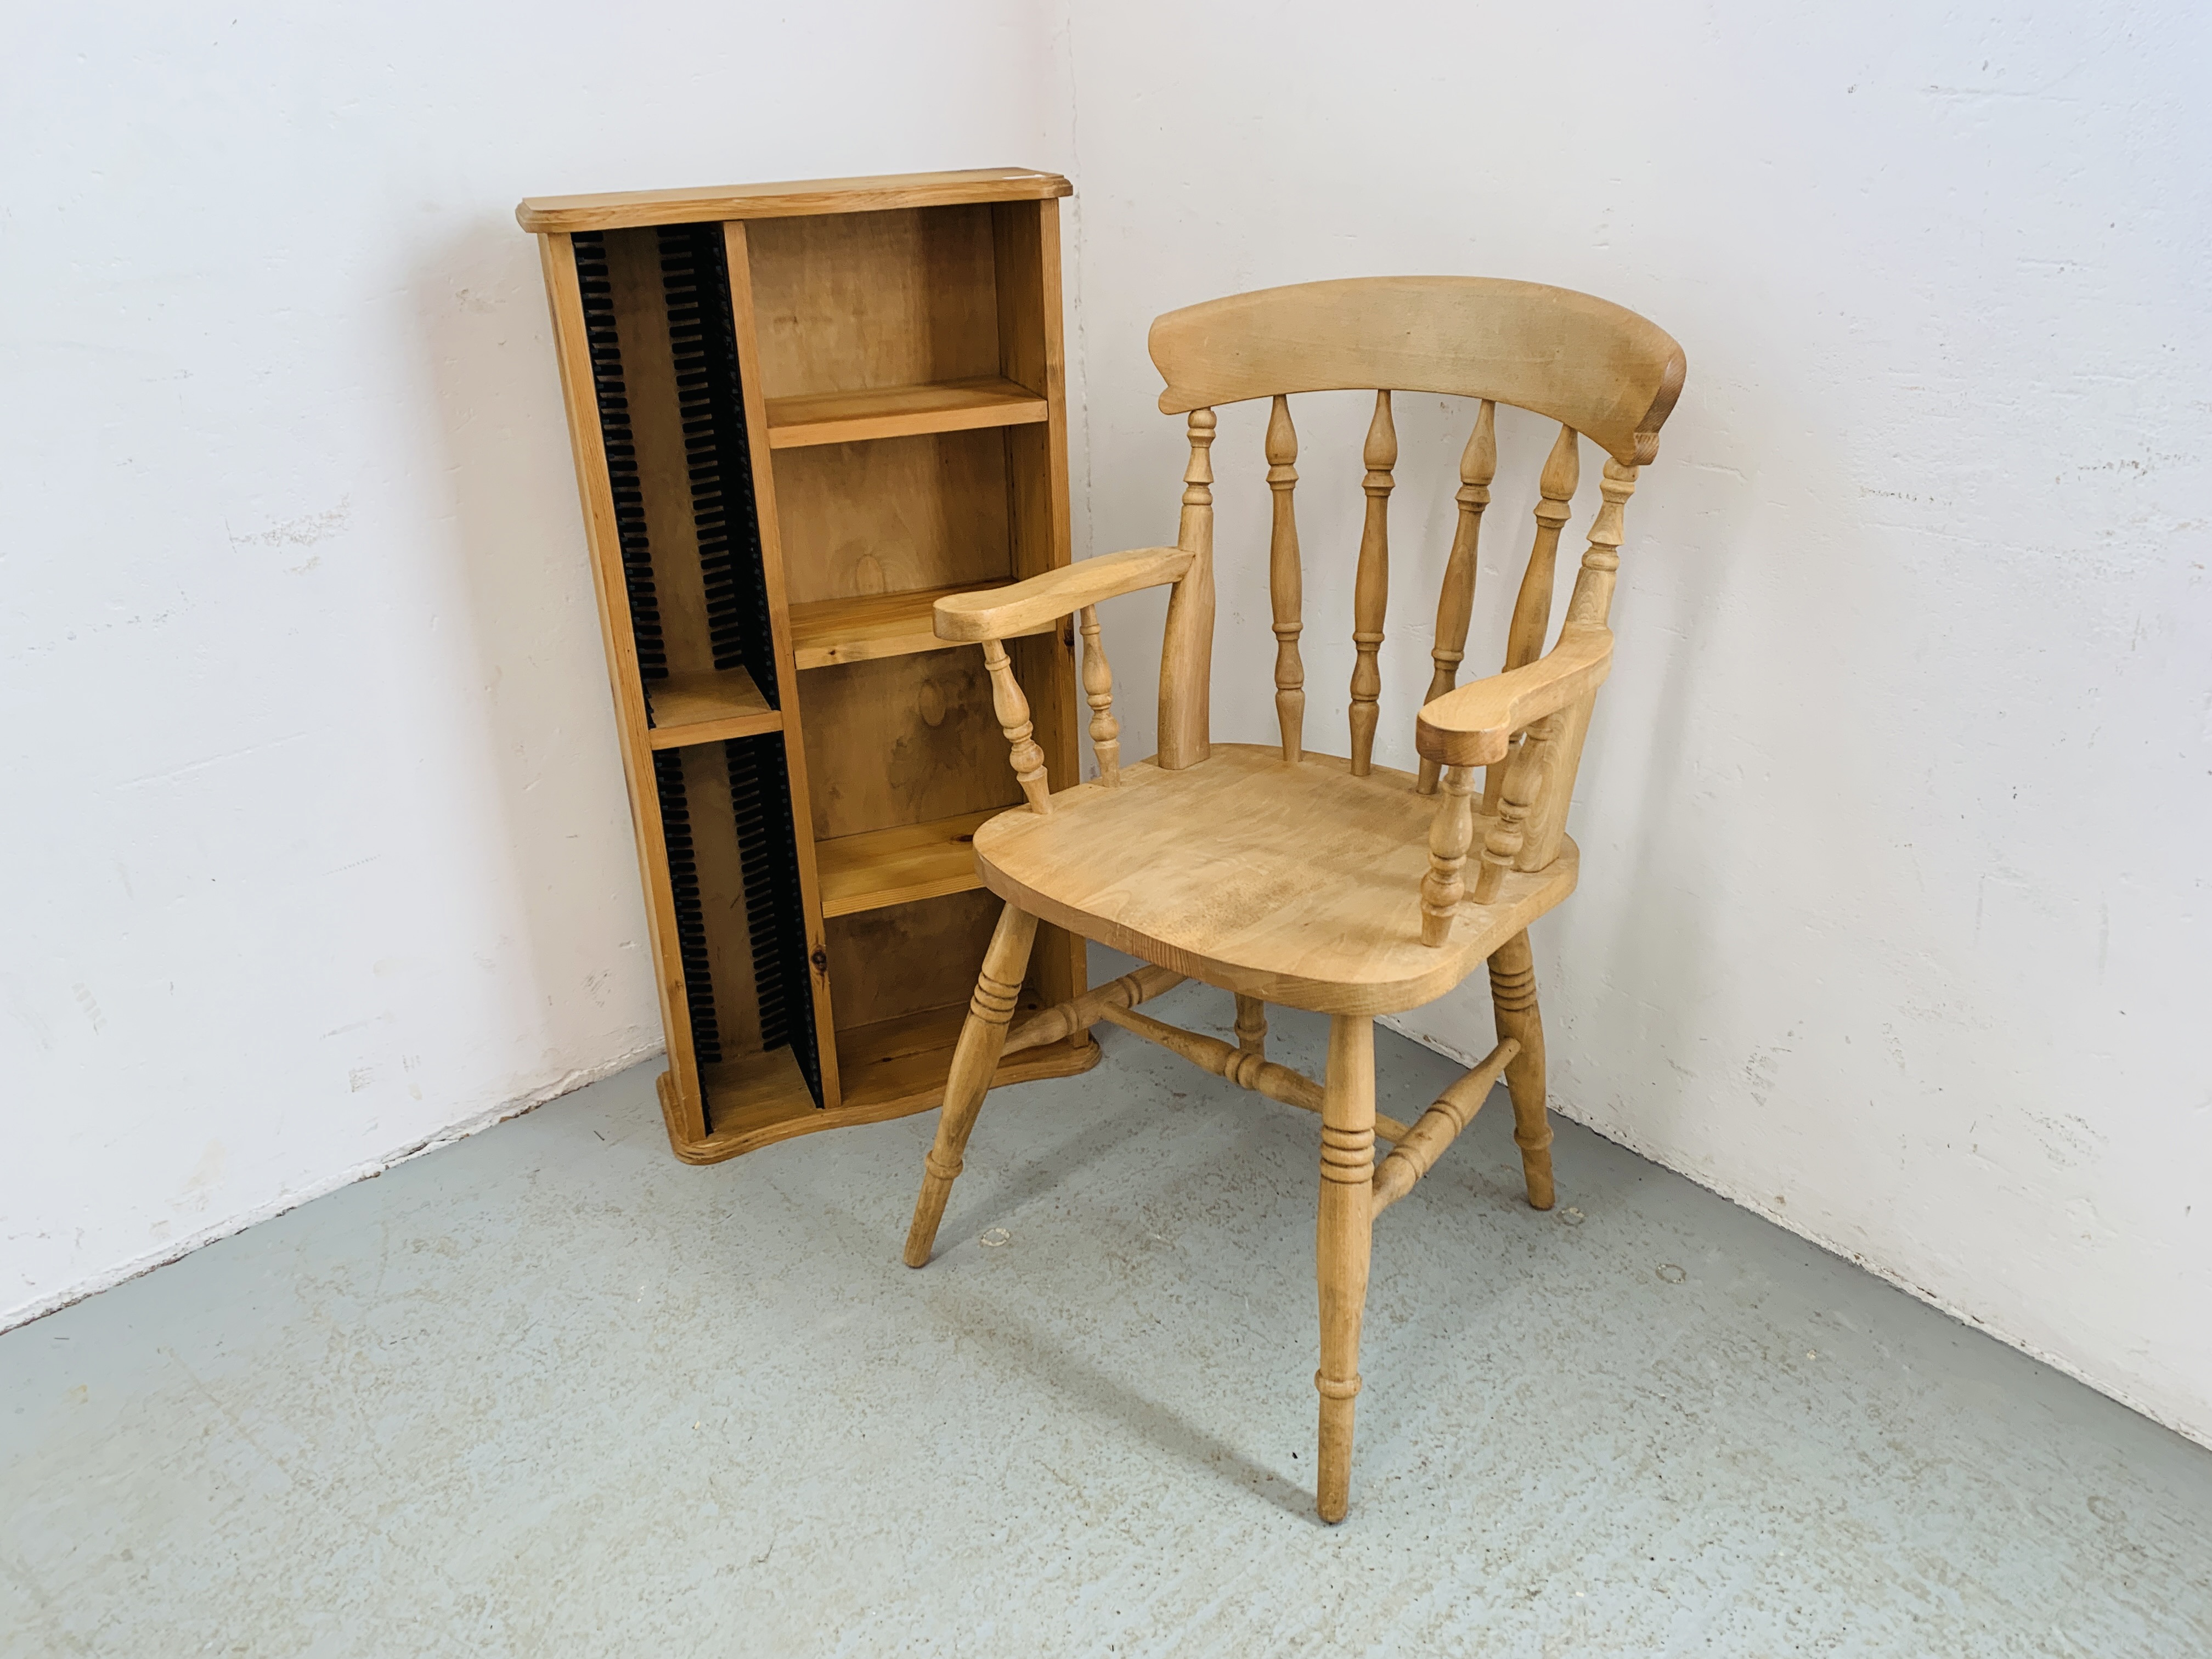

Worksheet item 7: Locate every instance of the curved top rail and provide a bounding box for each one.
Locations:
[1148,276,1685,465]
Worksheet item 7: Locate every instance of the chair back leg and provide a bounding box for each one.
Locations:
[1315,1012,1377,1522]
[904,902,1040,1266]
[1487,930,1555,1210]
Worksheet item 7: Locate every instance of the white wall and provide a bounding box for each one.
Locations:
[1064,2,2212,1441]
[0,1,1073,1325]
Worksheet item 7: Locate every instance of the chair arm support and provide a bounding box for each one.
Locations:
[933,546,1194,643]
[1413,626,1613,767]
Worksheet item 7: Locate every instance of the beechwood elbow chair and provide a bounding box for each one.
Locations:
[899,276,1686,1522]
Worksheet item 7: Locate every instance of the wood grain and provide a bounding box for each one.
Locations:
[1348,391,1396,776]
[771,429,1012,608]
[814,808,997,917]
[746,205,1001,402]
[1265,395,1305,762]
[1488,931,1554,1210]
[1369,1038,1520,1215]
[1149,275,1685,465]
[974,747,1576,1016]
[797,650,1021,842]
[825,889,1002,1031]
[659,1025,1096,1164]
[931,546,1190,641]
[1415,402,1495,795]
[791,585,1046,670]
[904,901,1039,1266]
[518,167,1073,234]
[1414,627,1612,769]
[764,377,1046,449]
[1316,1013,1376,1523]
[1003,963,1186,1056]
[1156,410,1216,769]
[647,665,780,747]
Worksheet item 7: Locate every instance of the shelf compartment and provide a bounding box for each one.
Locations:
[646,665,781,749]
[763,376,1047,450]
[789,584,1052,670]
[835,1003,1097,1114]
[814,809,1003,917]
[699,1046,818,1136]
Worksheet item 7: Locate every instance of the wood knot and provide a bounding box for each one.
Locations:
[1314,1371,1363,1400]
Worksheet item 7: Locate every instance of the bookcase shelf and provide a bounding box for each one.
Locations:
[646,665,780,748]
[524,168,1097,1165]
[815,809,996,917]
[789,584,1052,670]
[764,376,1048,449]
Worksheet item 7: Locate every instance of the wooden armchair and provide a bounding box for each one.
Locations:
[901,276,1686,1521]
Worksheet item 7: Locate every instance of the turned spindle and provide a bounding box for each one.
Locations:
[1158,408,1216,770]
[1417,403,1495,795]
[1519,458,1640,872]
[1419,764,1477,946]
[983,637,1051,814]
[1347,391,1395,776]
[1485,424,1580,813]
[1267,394,1306,763]
[1077,604,1120,785]
[1473,713,1558,902]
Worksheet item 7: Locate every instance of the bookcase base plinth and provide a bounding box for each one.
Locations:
[653,1030,1099,1165]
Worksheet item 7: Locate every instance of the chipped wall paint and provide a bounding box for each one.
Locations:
[0,0,1073,1329]
[1062,3,2212,1442]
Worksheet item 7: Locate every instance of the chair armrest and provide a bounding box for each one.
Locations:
[1414,627,1613,767]
[933,546,1194,643]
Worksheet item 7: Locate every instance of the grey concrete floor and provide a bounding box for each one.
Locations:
[7,964,2210,1657]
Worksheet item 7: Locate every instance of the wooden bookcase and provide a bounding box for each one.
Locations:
[518,168,1097,1163]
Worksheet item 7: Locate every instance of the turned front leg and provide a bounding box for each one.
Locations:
[904,904,1040,1266]
[1487,930,1554,1210]
[1316,1013,1377,1522]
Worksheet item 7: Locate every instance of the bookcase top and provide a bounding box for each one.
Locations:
[517,166,1072,233]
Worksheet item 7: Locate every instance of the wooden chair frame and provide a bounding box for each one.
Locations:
[899,276,1686,1521]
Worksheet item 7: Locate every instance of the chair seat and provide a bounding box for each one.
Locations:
[975,743,1577,1015]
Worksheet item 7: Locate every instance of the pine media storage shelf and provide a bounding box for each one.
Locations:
[524,168,1096,1164]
